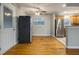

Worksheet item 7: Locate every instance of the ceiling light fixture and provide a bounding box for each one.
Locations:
[35,12,40,16]
[62,4,66,7]
[35,8,40,16]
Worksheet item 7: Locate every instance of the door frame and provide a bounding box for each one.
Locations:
[0,3,1,54]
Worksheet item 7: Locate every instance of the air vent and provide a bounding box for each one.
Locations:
[41,11,47,13]
[67,3,79,7]
[40,11,47,15]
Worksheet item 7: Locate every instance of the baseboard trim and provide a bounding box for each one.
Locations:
[66,46,79,49]
[52,35,65,46]
[32,34,51,36]
[1,42,18,55]
[66,48,79,55]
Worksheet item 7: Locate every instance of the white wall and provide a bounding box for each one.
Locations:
[0,3,17,54]
[32,15,51,36]
[15,6,56,37]
[16,7,55,36]
[50,14,55,36]
[16,8,27,16]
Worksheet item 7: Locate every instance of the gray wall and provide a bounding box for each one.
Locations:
[0,4,1,54]
[66,26,79,48]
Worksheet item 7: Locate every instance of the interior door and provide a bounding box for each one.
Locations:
[1,4,16,54]
[18,16,31,43]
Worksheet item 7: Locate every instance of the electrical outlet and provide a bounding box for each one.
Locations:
[0,25,1,29]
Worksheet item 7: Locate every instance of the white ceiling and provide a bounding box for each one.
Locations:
[15,3,79,15]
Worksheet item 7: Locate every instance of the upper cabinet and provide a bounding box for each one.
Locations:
[56,16,64,20]
[70,16,79,25]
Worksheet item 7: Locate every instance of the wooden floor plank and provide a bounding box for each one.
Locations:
[4,36,66,55]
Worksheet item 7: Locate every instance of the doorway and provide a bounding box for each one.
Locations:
[55,15,72,46]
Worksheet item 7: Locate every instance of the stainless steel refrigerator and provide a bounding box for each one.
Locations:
[55,19,64,37]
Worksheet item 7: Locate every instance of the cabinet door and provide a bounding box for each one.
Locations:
[70,16,77,24]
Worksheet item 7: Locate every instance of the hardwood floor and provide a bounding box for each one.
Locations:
[4,36,66,55]
[66,48,79,55]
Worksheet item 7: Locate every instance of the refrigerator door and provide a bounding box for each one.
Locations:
[56,19,64,37]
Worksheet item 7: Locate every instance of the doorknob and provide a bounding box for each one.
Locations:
[13,28,16,31]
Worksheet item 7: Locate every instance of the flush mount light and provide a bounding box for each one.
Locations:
[62,4,66,7]
[35,12,40,16]
[35,9,40,16]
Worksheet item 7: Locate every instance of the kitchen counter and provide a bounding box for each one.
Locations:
[66,26,79,49]
[66,26,79,28]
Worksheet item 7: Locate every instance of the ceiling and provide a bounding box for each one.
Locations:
[15,3,79,15]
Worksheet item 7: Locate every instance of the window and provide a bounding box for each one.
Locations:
[64,15,71,26]
[33,16,44,25]
[4,7,13,28]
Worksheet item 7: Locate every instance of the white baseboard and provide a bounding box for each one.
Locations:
[52,36,66,46]
[0,51,1,55]
[1,42,17,55]
[32,34,51,36]
[56,38,66,45]
[51,35,56,38]
[67,46,79,49]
